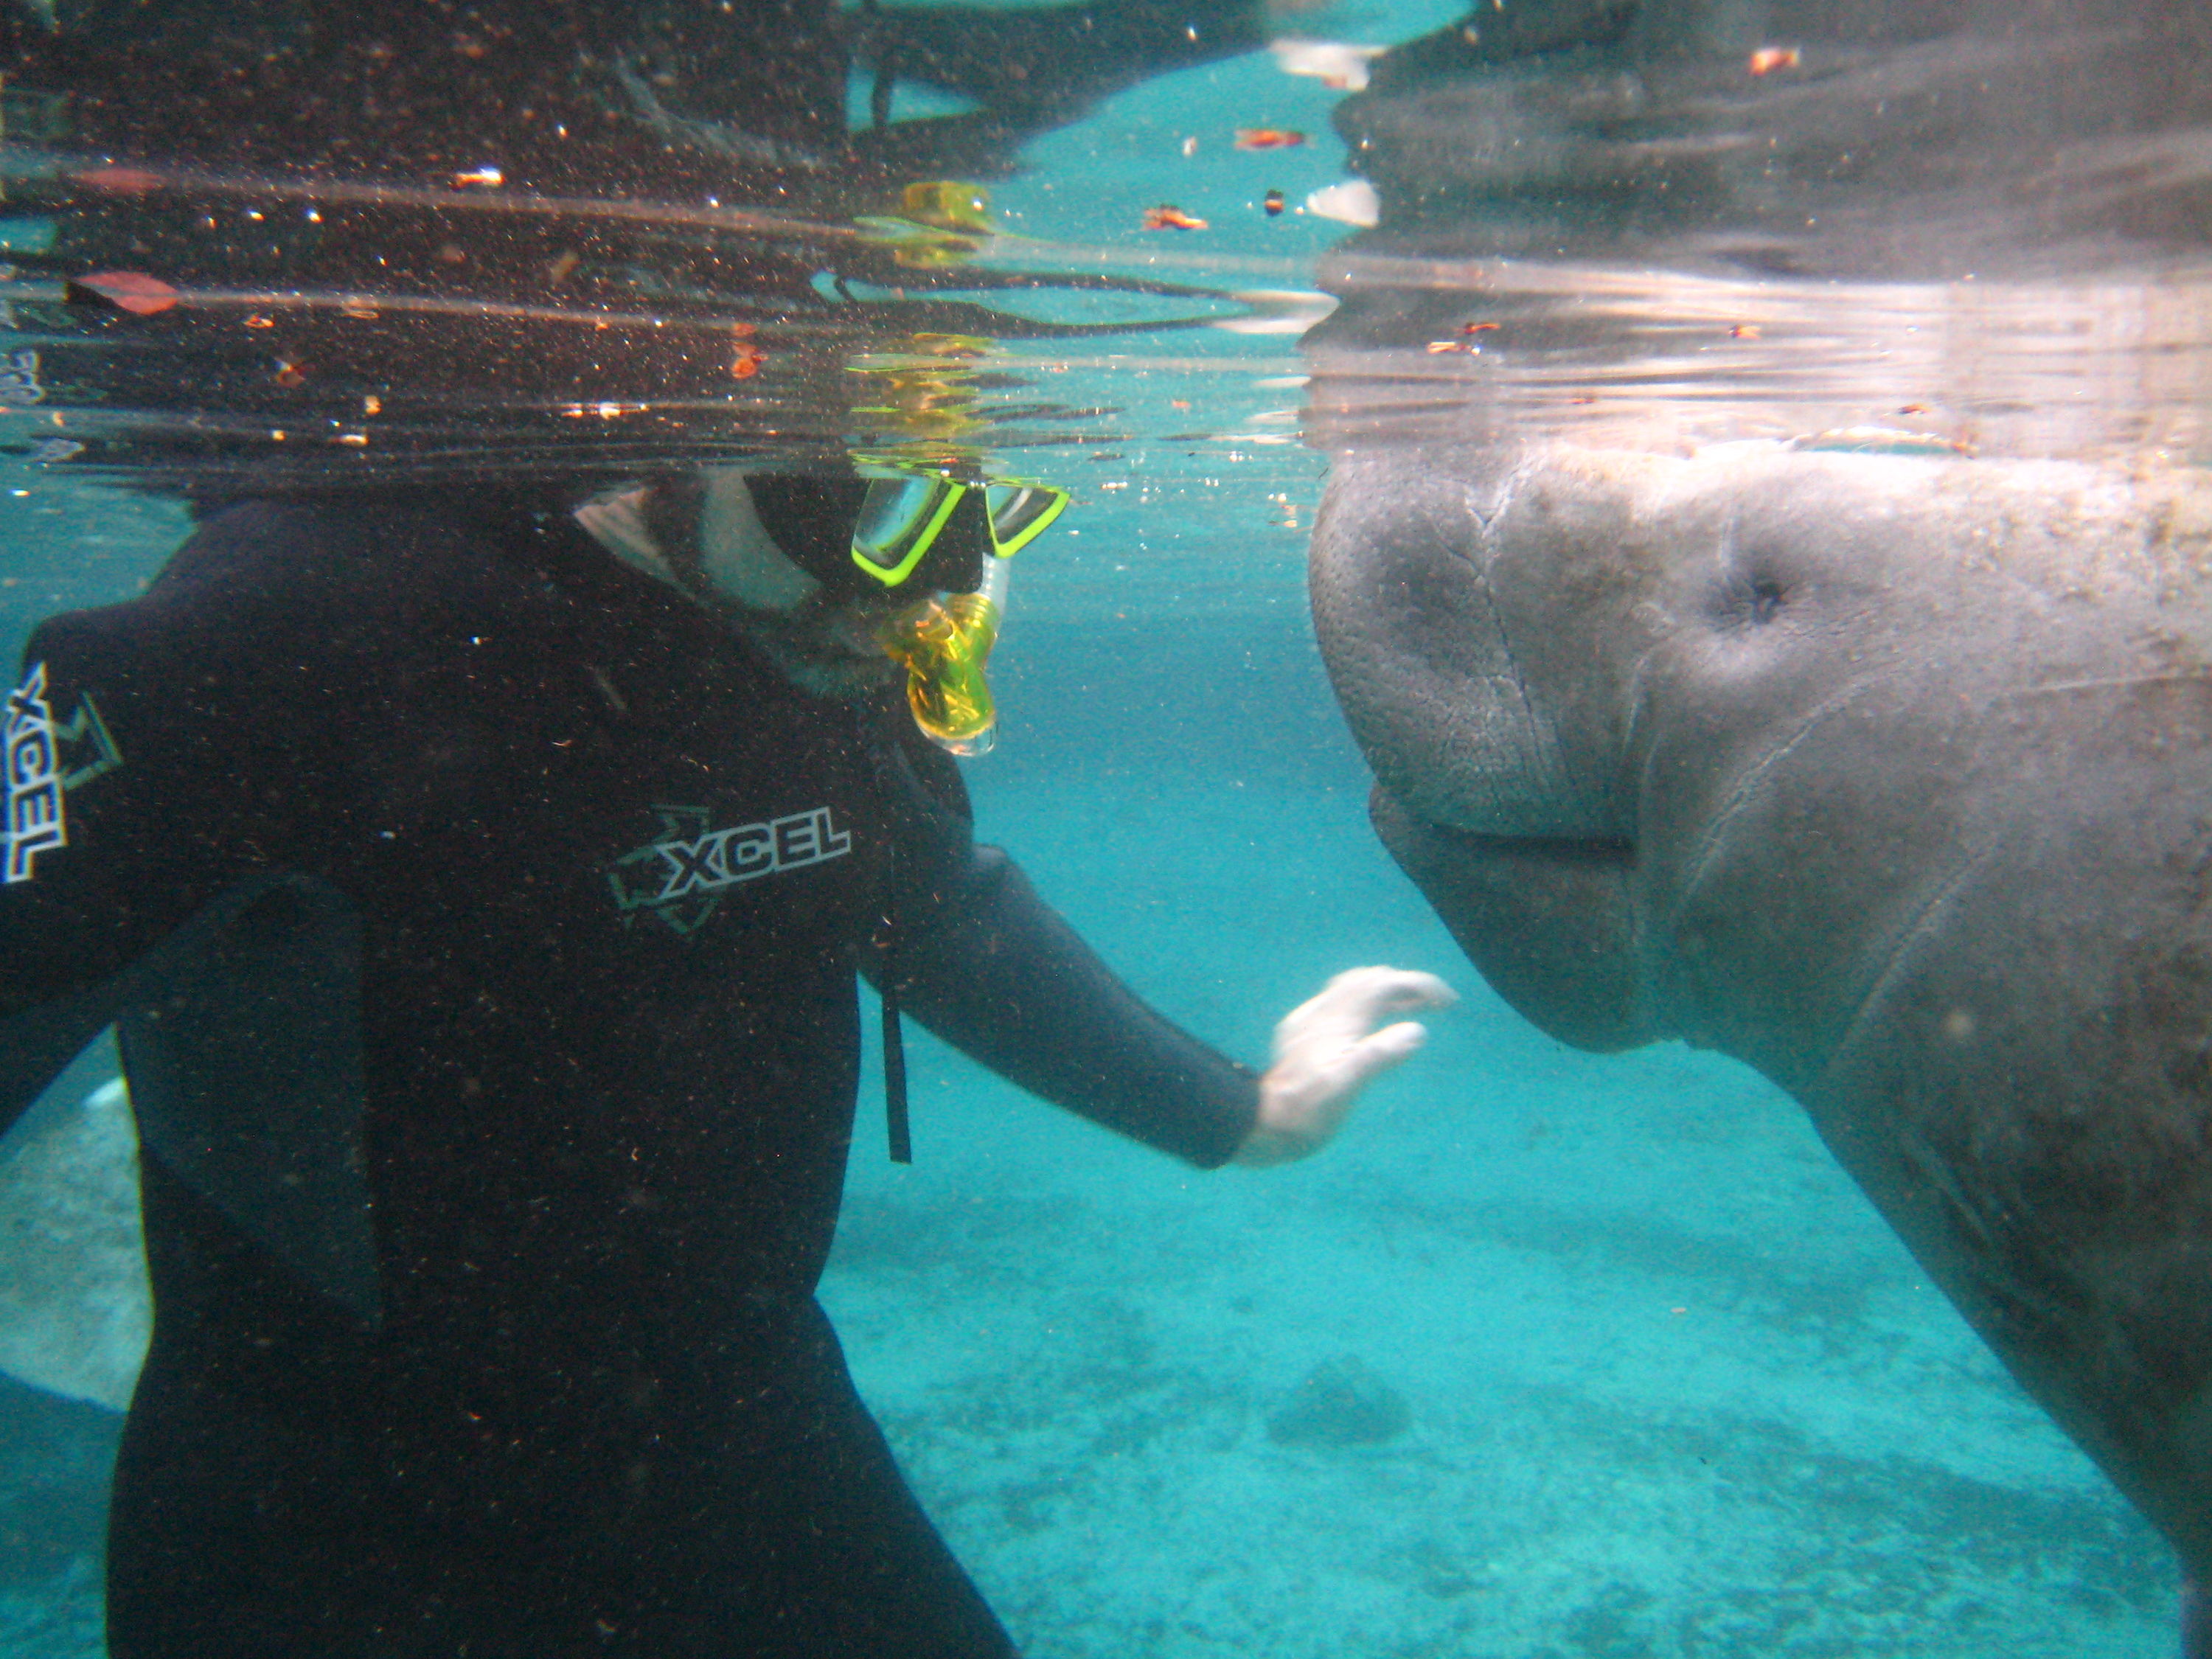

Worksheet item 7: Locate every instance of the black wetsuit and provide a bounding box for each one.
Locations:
[0,499,1258,1658]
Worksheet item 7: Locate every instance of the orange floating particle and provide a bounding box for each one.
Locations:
[731,342,765,379]
[66,271,180,316]
[1170,400,1192,410]
[1747,46,1800,74]
[451,167,504,188]
[1898,403,1930,414]
[730,321,757,338]
[1730,323,1762,339]
[1262,189,1286,217]
[1234,128,1307,151]
[1458,321,1500,335]
[243,315,276,330]
[1425,341,1467,354]
[1143,204,1209,231]
[273,360,307,387]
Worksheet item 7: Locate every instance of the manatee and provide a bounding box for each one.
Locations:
[1312,432,2212,1617]
[1302,0,2212,1635]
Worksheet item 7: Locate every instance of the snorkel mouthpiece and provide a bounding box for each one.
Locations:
[874,559,1006,756]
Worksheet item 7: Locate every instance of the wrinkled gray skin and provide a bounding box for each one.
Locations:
[1305,0,2212,1613]
[1312,439,2212,1583]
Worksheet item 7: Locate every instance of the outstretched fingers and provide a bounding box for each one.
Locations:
[1239,965,1459,1166]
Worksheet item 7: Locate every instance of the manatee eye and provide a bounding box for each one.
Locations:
[1747,577,1786,624]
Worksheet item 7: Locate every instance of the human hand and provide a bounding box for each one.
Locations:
[1234,966,1458,1167]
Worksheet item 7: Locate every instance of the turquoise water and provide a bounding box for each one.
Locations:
[0,478,2181,1655]
[0,4,2195,1655]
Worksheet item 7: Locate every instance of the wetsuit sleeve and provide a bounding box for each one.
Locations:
[867,728,1259,1169]
[0,504,346,1132]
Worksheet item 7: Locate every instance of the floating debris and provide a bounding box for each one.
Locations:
[1459,321,1500,335]
[1305,178,1380,227]
[1143,204,1208,231]
[1262,188,1286,217]
[65,271,178,316]
[1747,46,1801,74]
[1235,128,1307,150]
[1270,38,1385,91]
[1730,323,1762,339]
[450,166,504,188]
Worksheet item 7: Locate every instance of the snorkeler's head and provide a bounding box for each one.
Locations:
[574,466,1067,754]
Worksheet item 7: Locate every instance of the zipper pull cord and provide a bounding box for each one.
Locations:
[877,810,912,1165]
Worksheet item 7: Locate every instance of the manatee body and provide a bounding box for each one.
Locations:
[1310,439,2212,1582]
[1307,0,2212,1619]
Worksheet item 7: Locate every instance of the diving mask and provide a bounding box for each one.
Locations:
[850,473,1068,587]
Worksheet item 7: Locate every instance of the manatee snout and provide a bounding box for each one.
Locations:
[1313,448,1664,1051]
[1309,449,1641,846]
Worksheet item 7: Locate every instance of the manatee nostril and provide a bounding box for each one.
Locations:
[1713,574,1788,629]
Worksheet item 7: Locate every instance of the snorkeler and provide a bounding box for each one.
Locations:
[0,1,1458,1649]
[0,461,1449,1657]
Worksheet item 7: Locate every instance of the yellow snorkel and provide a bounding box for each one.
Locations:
[873,553,1009,757]
[848,469,1066,757]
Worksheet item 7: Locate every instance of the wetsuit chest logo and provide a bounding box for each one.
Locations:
[4,662,125,884]
[607,803,853,935]
[4,662,62,883]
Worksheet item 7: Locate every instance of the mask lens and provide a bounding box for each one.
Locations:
[852,475,967,586]
[983,484,1069,557]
